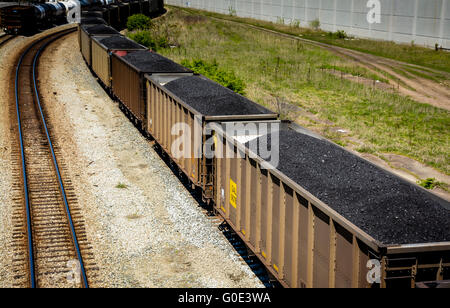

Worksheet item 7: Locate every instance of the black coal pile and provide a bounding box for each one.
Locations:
[82,24,119,35]
[81,12,103,19]
[80,18,107,26]
[248,129,450,245]
[164,76,275,116]
[96,36,146,50]
[120,50,193,73]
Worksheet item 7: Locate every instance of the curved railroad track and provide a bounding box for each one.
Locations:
[0,33,13,47]
[9,27,97,288]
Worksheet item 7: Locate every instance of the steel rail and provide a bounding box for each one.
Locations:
[14,27,88,288]
[0,34,13,47]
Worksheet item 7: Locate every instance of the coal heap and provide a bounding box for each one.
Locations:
[84,7,108,13]
[80,18,107,26]
[248,129,450,245]
[81,12,103,18]
[164,76,275,116]
[96,36,146,50]
[82,24,120,35]
[120,50,192,74]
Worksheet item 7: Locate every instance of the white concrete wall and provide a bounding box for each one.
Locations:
[165,0,450,49]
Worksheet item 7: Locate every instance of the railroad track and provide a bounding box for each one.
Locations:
[0,33,13,47]
[9,28,97,288]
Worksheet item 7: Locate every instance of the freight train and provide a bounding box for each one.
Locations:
[49,1,450,288]
[0,0,161,34]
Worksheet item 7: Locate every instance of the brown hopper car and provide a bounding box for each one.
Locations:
[211,122,450,288]
[79,24,120,66]
[146,75,278,200]
[111,50,192,129]
[91,35,146,89]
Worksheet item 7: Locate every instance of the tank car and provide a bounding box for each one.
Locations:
[0,5,36,35]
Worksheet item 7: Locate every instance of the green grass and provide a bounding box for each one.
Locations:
[401,66,447,83]
[319,63,390,84]
[181,59,246,94]
[173,6,450,74]
[116,182,129,189]
[417,178,448,191]
[140,8,450,175]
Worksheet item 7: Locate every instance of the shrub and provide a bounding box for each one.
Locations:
[128,30,170,51]
[128,31,157,50]
[327,30,349,39]
[335,30,348,39]
[127,14,152,31]
[310,19,320,30]
[276,17,285,25]
[290,19,301,28]
[417,178,442,190]
[228,6,236,16]
[181,59,246,95]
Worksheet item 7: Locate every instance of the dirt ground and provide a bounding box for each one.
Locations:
[325,45,450,111]
[0,32,26,289]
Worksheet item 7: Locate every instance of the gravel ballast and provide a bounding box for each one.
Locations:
[248,130,450,245]
[119,50,192,73]
[0,32,28,288]
[164,75,275,116]
[36,33,263,288]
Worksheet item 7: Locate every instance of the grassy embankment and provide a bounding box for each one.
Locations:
[127,9,450,183]
[175,6,450,76]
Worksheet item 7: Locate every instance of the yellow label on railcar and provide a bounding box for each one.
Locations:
[273,264,279,273]
[230,179,237,209]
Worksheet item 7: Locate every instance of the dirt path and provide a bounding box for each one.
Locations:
[208,15,450,111]
[326,46,450,111]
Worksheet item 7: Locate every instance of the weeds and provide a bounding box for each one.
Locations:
[176,7,450,73]
[310,19,320,30]
[417,178,445,190]
[328,30,349,39]
[127,14,152,31]
[116,182,128,189]
[290,19,300,28]
[127,14,179,51]
[319,63,389,83]
[228,6,236,17]
[181,59,246,95]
